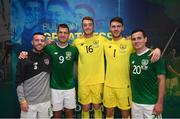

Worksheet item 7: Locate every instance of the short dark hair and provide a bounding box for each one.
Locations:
[131,29,147,38]
[110,17,124,26]
[82,16,94,25]
[57,24,70,33]
[32,32,45,41]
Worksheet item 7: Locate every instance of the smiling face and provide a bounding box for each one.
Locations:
[131,31,147,51]
[32,34,45,52]
[110,21,124,40]
[82,19,94,37]
[57,27,69,44]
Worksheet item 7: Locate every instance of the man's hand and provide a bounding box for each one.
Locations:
[46,39,54,45]
[149,48,161,63]
[18,51,28,59]
[153,103,163,115]
[20,100,29,112]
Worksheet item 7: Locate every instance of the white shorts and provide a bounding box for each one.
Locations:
[132,102,162,119]
[21,101,52,119]
[51,88,76,111]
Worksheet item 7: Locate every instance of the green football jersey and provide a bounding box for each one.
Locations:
[130,49,166,104]
[44,43,78,89]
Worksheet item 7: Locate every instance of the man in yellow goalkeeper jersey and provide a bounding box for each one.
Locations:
[73,16,108,118]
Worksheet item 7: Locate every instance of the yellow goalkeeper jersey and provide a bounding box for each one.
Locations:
[73,34,108,86]
[104,37,134,88]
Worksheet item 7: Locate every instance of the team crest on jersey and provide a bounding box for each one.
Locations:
[119,44,127,53]
[109,45,112,48]
[92,40,99,48]
[141,59,149,70]
[44,58,50,65]
[65,51,72,60]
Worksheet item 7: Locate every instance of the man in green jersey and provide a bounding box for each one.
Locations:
[130,29,166,119]
[45,24,78,118]
[19,24,78,118]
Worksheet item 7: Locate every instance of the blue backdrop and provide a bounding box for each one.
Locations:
[8,0,180,118]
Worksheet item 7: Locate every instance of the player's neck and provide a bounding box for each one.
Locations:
[113,35,123,41]
[84,33,93,38]
[137,46,148,54]
[32,49,42,54]
[58,42,68,47]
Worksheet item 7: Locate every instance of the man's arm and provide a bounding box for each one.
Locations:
[153,74,166,115]
[149,48,161,63]
[17,83,29,112]
[16,60,29,112]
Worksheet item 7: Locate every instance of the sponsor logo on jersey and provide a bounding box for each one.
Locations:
[141,59,149,70]
[44,58,50,65]
[65,51,72,60]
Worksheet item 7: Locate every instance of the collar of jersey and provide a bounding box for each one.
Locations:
[56,42,68,48]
